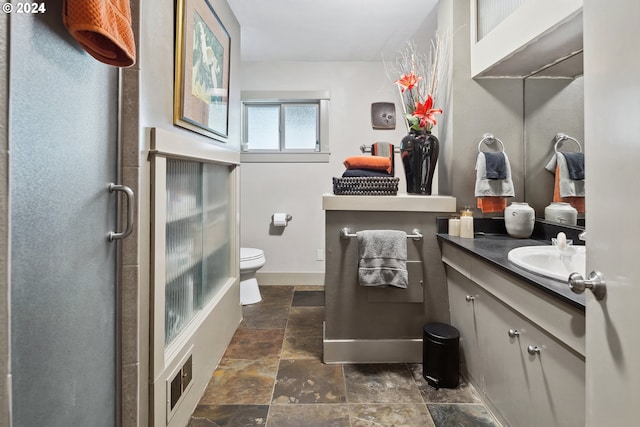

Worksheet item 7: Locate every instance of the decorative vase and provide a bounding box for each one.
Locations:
[544,202,578,226]
[504,202,535,238]
[400,130,439,195]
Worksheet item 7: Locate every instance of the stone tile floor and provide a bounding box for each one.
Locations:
[188,286,502,427]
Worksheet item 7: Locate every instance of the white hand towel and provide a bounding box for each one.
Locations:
[474,152,515,197]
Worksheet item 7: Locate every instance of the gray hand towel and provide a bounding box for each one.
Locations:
[484,152,507,179]
[357,230,408,288]
[561,152,584,180]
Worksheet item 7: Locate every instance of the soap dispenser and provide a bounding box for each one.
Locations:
[460,206,474,238]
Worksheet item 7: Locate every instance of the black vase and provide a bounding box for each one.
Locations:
[400,130,439,195]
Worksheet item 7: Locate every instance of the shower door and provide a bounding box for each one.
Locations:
[9,8,119,427]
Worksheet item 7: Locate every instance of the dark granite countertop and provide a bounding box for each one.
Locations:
[436,219,586,310]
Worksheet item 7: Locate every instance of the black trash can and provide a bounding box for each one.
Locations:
[422,322,460,389]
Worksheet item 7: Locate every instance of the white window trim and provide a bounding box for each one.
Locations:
[240,90,331,163]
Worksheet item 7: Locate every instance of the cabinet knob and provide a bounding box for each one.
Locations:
[527,345,541,355]
[508,329,520,338]
[465,295,475,302]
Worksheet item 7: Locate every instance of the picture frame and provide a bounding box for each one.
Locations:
[371,102,396,129]
[174,0,231,140]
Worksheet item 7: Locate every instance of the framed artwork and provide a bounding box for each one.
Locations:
[174,0,231,140]
[371,102,396,129]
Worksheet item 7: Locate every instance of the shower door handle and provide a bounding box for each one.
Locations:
[108,183,135,241]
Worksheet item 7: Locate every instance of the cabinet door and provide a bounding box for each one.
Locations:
[519,316,585,427]
[446,267,485,389]
[481,291,585,427]
[480,293,537,427]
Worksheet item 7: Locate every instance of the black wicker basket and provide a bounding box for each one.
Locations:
[332,177,399,195]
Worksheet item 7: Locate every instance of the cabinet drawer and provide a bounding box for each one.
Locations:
[442,243,472,278]
[470,257,585,356]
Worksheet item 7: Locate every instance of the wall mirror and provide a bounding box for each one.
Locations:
[523,51,585,226]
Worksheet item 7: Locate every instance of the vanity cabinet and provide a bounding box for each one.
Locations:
[442,242,585,427]
[322,195,456,363]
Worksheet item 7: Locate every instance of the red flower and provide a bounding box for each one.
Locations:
[394,71,422,92]
[411,95,442,128]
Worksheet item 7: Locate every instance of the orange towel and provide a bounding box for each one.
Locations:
[554,165,585,213]
[477,197,507,213]
[343,156,392,174]
[63,0,136,67]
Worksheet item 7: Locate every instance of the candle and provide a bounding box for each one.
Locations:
[460,216,474,238]
[460,207,474,239]
[448,217,461,236]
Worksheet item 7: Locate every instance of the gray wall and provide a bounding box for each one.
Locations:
[324,211,449,340]
[524,76,584,216]
[438,0,525,213]
[439,0,584,219]
[122,0,243,424]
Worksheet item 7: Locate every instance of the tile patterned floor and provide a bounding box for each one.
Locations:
[189,286,502,427]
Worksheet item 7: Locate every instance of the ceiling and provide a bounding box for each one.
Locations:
[226,0,440,62]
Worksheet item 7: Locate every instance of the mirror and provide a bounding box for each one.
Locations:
[523,51,584,225]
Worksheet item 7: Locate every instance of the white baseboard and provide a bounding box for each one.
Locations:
[323,322,422,364]
[256,271,324,286]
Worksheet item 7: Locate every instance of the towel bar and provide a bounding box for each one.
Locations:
[360,144,401,154]
[340,227,423,241]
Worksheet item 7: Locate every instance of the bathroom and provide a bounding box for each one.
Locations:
[2,0,639,426]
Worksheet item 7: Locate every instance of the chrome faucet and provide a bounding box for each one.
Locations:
[578,230,587,242]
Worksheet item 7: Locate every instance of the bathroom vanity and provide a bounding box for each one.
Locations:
[439,230,585,427]
[322,194,456,363]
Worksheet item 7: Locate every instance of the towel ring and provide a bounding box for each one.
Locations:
[477,133,505,153]
[553,133,582,153]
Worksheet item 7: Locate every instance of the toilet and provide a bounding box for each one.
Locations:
[240,247,265,305]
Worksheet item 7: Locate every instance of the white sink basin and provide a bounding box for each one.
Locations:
[507,245,586,282]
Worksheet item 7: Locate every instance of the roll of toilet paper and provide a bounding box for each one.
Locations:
[273,213,289,227]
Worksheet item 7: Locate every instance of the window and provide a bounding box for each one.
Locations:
[241,91,330,162]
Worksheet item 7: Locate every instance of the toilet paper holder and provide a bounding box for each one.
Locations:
[272,213,293,226]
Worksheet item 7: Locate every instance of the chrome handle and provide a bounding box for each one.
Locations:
[340,227,423,240]
[527,345,541,355]
[568,270,606,300]
[108,183,135,241]
[508,329,520,338]
[465,295,475,302]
